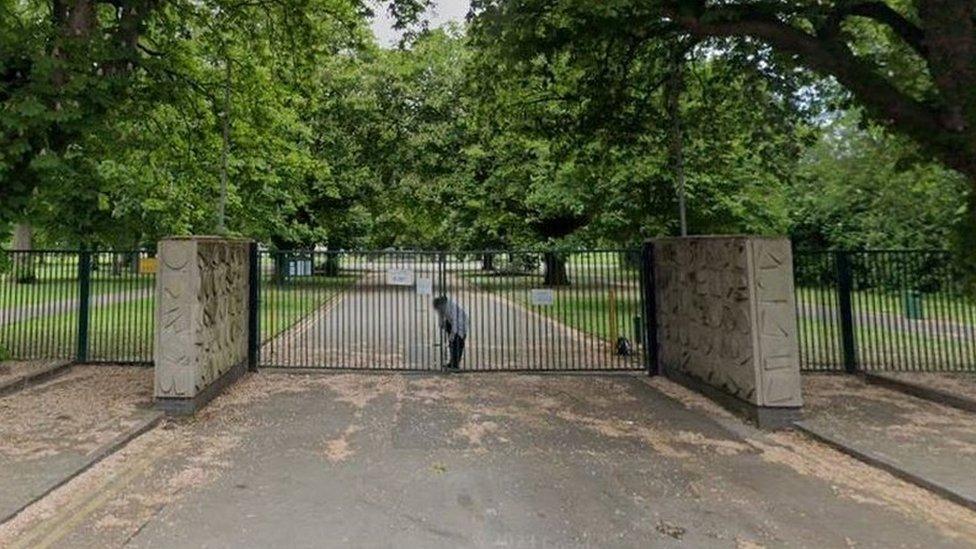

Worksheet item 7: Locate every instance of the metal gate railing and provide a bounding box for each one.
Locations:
[794,249,976,372]
[256,249,649,372]
[0,249,156,364]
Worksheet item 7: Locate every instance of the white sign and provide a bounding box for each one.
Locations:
[387,268,415,286]
[415,277,433,295]
[530,288,554,306]
[288,259,312,277]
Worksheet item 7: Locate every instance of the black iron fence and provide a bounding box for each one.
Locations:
[8,245,969,374]
[0,249,156,364]
[794,249,976,372]
[257,249,649,371]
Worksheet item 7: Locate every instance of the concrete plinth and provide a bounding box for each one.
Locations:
[652,236,802,428]
[154,236,251,414]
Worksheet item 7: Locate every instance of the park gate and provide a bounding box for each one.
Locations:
[255,249,653,372]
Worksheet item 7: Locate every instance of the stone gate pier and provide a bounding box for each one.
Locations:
[651,236,802,428]
[153,236,252,414]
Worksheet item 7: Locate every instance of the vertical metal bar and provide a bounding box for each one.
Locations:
[792,250,804,370]
[248,242,259,371]
[835,251,857,373]
[934,252,951,370]
[947,254,966,370]
[875,253,893,370]
[11,252,23,358]
[640,241,658,375]
[76,249,92,363]
[913,253,930,371]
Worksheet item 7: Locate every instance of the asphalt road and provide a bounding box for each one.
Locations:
[4,372,975,548]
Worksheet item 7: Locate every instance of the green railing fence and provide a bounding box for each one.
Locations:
[794,249,976,372]
[4,246,975,373]
[0,249,156,364]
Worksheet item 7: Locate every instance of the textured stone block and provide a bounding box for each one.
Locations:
[653,236,802,409]
[154,237,250,403]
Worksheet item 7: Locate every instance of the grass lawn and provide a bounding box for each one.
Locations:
[0,296,155,362]
[0,273,154,311]
[259,274,357,343]
[1,273,358,363]
[466,271,644,344]
[798,313,976,372]
[797,286,976,326]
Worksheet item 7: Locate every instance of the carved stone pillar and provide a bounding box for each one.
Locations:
[652,236,802,428]
[154,236,251,414]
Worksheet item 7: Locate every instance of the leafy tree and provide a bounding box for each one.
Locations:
[471,0,976,188]
[465,12,808,246]
[790,109,968,250]
[0,0,431,244]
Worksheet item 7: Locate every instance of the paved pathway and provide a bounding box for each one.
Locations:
[263,271,640,371]
[798,374,976,511]
[0,289,152,327]
[0,366,159,524]
[3,373,975,548]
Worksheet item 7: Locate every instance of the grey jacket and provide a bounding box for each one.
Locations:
[435,298,469,339]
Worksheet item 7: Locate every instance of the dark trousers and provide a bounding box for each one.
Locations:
[448,335,466,368]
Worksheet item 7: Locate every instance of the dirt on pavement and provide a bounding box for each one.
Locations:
[2,372,976,548]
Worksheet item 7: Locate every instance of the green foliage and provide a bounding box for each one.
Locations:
[790,110,969,250]
[0,0,425,248]
[458,9,810,248]
[1,0,968,261]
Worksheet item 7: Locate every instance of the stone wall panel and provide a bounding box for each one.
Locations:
[653,236,802,408]
[155,237,250,401]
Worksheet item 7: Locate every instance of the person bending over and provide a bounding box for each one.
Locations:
[433,295,468,371]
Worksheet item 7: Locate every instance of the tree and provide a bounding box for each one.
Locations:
[668,1,976,186]
[0,0,433,240]
[790,109,968,251]
[466,10,806,245]
[471,0,976,196]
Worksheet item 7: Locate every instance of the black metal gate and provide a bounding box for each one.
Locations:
[256,249,649,372]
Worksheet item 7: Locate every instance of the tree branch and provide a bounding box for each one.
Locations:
[672,5,945,144]
[842,2,927,57]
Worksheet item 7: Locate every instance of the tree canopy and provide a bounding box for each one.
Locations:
[1,0,970,257]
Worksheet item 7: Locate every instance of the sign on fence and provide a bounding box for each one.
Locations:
[288,259,313,277]
[415,277,432,295]
[386,268,415,286]
[138,257,158,274]
[530,289,554,306]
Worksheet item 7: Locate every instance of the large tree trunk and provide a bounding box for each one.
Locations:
[543,252,570,287]
[321,254,340,277]
[12,223,36,284]
[666,47,688,236]
[481,253,496,272]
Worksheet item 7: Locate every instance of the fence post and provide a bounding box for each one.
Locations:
[835,251,858,373]
[247,242,259,371]
[76,249,92,363]
[640,240,659,376]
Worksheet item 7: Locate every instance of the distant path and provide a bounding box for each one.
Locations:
[798,301,976,341]
[0,289,152,327]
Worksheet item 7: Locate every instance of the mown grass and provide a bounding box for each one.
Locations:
[0,273,154,310]
[798,308,976,372]
[466,272,644,343]
[0,273,356,362]
[0,296,155,362]
[796,286,976,326]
